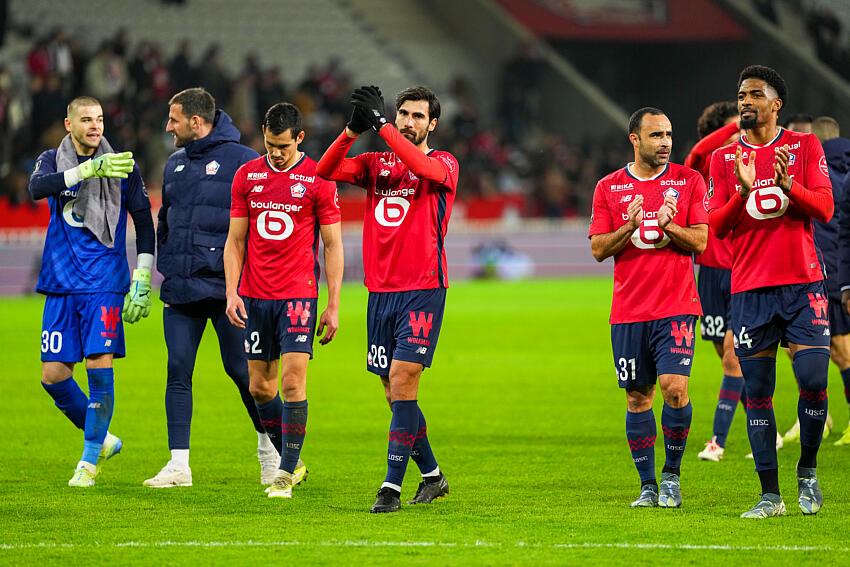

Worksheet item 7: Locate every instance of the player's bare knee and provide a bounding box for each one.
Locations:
[281,375,306,401]
[721,349,742,376]
[249,380,277,403]
[41,362,73,384]
[625,387,653,412]
[85,353,113,369]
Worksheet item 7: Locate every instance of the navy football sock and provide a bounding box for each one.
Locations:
[42,377,87,429]
[739,357,778,471]
[256,395,283,456]
[758,468,780,496]
[281,400,308,473]
[625,409,656,484]
[840,367,850,407]
[81,368,114,465]
[384,400,419,489]
[661,402,692,476]
[713,375,745,447]
[410,406,438,475]
[794,349,829,455]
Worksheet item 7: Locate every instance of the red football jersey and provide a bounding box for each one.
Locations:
[589,162,707,324]
[231,153,340,299]
[689,148,733,270]
[707,128,832,293]
[350,150,459,292]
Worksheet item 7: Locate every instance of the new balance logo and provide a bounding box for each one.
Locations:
[678,358,691,366]
[295,335,308,343]
[671,321,694,347]
[287,301,312,326]
[101,306,120,332]
[416,346,428,355]
[620,194,633,203]
[88,402,102,409]
[808,293,828,318]
[409,311,434,338]
[250,185,264,193]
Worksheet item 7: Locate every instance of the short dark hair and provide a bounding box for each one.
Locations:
[696,101,737,139]
[169,87,215,124]
[783,113,813,128]
[396,86,441,121]
[67,96,101,117]
[628,107,665,134]
[262,102,303,137]
[738,65,788,108]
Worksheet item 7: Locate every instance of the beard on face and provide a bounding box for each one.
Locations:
[740,111,758,130]
[402,129,426,146]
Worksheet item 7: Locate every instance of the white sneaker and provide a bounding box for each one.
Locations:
[259,448,280,485]
[264,459,307,493]
[267,470,294,498]
[698,437,724,461]
[143,461,192,487]
[68,462,97,487]
[782,419,800,443]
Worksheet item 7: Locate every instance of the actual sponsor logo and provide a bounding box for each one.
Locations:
[290,182,306,198]
[375,196,410,227]
[248,172,268,180]
[206,160,220,175]
[174,164,185,172]
[660,179,686,186]
[290,173,315,183]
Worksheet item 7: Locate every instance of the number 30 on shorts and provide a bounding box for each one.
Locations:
[368,344,388,369]
[41,331,63,353]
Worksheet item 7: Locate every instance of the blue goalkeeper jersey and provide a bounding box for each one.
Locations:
[30,149,150,295]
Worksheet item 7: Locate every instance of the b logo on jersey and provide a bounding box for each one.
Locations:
[375,197,410,227]
[745,186,789,220]
[630,219,670,249]
[62,199,85,228]
[290,183,306,198]
[257,210,294,240]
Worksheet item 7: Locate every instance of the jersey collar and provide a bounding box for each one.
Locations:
[624,162,669,181]
[740,127,784,149]
[265,152,305,173]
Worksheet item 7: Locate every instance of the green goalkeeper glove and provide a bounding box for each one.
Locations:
[123,268,151,323]
[79,152,135,180]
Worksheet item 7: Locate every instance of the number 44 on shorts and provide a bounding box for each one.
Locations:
[734,326,753,350]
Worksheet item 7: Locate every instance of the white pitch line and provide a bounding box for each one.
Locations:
[1,541,848,552]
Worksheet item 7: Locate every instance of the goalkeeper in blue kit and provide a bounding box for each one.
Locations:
[28,96,154,486]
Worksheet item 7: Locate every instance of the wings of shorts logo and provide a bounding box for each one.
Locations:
[290,182,306,198]
[206,160,220,175]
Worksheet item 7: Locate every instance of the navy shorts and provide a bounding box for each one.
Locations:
[610,315,697,389]
[829,296,850,336]
[242,296,317,360]
[697,265,732,343]
[366,288,446,375]
[41,292,126,362]
[730,282,831,357]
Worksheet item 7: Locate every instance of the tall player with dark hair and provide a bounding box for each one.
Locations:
[590,107,707,508]
[317,85,457,513]
[708,65,833,518]
[224,102,343,499]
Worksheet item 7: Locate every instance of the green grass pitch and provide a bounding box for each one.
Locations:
[3,278,850,565]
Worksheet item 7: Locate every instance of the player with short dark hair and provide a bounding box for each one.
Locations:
[224,102,343,499]
[685,102,754,462]
[590,107,708,509]
[143,87,268,488]
[708,65,833,518]
[29,95,154,486]
[317,85,457,513]
[784,113,813,133]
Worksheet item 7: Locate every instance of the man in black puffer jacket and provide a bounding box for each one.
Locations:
[144,88,275,488]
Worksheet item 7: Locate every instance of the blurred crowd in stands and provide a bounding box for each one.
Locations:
[0,29,631,220]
